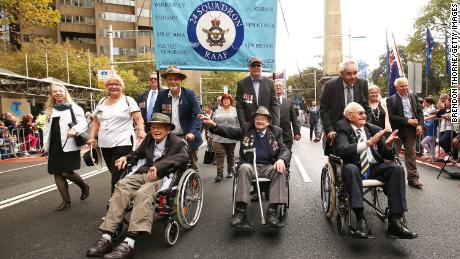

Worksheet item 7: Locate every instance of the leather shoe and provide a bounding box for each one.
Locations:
[86,237,112,257]
[354,219,370,238]
[81,184,90,200]
[266,206,280,226]
[231,208,249,228]
[408,181,423,189]
[55,200,71,211]
[103,242,134,259]
[386,217,418,239]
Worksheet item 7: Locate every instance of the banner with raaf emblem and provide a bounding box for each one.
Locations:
[152,0,277,72]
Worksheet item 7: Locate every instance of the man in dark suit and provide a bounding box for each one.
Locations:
[200,106,290,228]
[335,102,418,239]
[86,113,189,258]
[275,79,301,150]
[137,72,159,129]
[153,65,203,171]
[236,56,280,126]
[308,101,321,142]
[386,77,424,188]
[320,60,371,146]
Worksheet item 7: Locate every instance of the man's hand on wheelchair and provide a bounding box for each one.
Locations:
[326,131,336,141]
[274,159,285,173]
[147,166,157,181]
[115,156,127,170]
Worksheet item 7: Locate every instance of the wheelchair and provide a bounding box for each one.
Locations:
[231,148,290,227]
[320,155,389,235]
[111,162,204,246]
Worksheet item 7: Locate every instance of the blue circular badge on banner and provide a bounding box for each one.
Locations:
[187,1,244,61]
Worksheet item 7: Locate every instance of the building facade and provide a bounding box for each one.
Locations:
[22,0,153,57]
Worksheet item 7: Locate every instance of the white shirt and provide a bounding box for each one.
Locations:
[147,89,158,111]
[169,89,184,135]
[153,137,167,161]
[95,96,140,148]
[277,96,283,105]
[342,82,354,104]
[351,124,376,164]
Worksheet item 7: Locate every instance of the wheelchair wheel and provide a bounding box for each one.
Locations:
[372,187,389,220]
[175,169,203,229]
[164,220,180,246]
[321,163,336,219]
[336,213,347,235]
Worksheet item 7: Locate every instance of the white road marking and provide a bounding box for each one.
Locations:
[0,162,48,175]
[294,155,312,183]
[0,167,108,210]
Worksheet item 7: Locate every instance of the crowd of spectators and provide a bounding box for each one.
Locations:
[0,112,41,159]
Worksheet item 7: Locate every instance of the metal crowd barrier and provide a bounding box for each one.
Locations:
[0,127,43,160]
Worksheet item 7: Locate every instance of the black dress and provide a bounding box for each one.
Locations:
[48,117,80,174]
[370,103,386,129]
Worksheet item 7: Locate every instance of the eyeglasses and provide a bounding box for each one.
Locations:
[250,64,261,68]
[352,111,366,116]
[149,77,157,80]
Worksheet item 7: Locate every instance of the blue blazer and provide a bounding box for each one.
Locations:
[154,87,203,150]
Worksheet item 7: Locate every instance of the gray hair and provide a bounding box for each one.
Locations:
[343,102,364,119]
[104,74,125,88]
[339,60,358,72]
[394,77,408,87]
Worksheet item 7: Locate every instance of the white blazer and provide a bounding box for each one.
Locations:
[43,104,88,153]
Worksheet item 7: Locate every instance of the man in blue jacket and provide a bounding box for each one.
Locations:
[154,65,203,171]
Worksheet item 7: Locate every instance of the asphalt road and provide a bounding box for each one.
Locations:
[1,127,459,258]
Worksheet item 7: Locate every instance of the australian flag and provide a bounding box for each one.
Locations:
[386,31,399,96]
[426,28,435,75]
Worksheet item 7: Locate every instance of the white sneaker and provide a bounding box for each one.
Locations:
[157,173,174,193]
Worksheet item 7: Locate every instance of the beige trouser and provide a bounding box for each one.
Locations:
[235,163,288,204]
[395,132,420,183]
[99,174,161,234]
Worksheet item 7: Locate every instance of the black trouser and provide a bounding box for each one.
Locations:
[309,122,318,140]
[342,162,407,215]
[101,145,132,193]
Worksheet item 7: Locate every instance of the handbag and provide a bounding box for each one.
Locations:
[203,145,215,164]
[69,106,89,147]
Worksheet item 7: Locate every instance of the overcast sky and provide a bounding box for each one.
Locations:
[275,0,429,77]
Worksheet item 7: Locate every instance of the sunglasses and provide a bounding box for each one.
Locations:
[250,64,261,68]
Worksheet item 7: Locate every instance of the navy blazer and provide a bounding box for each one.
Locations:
[153,87,203,150]
[335,119,395,167]
[209,123,291,165]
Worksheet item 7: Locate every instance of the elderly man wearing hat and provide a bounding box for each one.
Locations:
[86,113,189,258]
[154,65,203,171]
[236,56,280,127]
[200,106,290,228]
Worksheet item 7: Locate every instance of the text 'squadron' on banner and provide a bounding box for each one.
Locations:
[152,0,277,72]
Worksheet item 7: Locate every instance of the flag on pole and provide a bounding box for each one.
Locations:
[387,32,403,96]
[426,28,435,75]
[446,30,451,76]
[386,29,390,81]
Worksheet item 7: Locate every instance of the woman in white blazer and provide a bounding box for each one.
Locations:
[43,83,90,211]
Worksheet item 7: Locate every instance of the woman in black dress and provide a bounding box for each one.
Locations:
[368,85,391,130]
[43,83,90,211]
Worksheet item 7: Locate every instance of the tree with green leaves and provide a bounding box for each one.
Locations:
[0,0,60,50]
[199,71,246,106]
[286,67,323,106]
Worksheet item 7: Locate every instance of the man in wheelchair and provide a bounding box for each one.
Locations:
[335,102,418,239]
[200,106,290,228]
[86,113,189,258]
